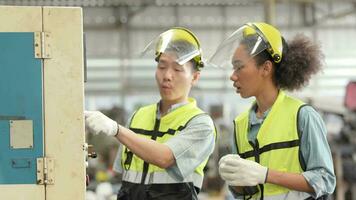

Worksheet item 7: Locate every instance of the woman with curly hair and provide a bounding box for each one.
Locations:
[209,22,336,200]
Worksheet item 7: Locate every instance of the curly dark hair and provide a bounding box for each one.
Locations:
[254,34,324,91]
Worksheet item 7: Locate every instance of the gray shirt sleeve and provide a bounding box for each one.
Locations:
[165,114,216,180]
[299,106,336,198]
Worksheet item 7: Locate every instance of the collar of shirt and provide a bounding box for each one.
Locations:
[156,100,189,119]
[249,103,271,126]
[247,103,271,143]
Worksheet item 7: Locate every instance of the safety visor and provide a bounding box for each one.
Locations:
[140,28,201,66]
[208,24,269,69]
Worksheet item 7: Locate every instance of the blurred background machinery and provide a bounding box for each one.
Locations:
[336,82,356,200]
[315,82,356,200]
[1,0,356,200]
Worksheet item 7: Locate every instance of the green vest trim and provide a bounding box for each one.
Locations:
[234,91,306,198]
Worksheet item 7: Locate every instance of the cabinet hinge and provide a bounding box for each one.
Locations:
[36,157,54,185]
[34,32,51,59]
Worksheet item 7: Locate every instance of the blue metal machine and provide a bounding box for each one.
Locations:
[0,32,44,184]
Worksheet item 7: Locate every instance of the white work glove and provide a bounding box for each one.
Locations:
[84,111,119,136]
[218,154,268,186]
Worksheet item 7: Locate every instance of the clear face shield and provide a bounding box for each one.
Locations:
[140,28,202,67]
[208,25,269,69]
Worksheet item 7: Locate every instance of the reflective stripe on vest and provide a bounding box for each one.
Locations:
[121,98,213,188]
[122,170,204,187]
[234,91,306,198]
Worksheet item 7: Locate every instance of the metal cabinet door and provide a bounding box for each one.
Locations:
[42,6,86,200]
[0,6,46,200]
[0,6,85,200]
[0,32,44,183]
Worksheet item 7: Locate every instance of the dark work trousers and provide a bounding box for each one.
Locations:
[117,181,199,200]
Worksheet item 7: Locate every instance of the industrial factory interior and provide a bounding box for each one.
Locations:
[0,0,355,200]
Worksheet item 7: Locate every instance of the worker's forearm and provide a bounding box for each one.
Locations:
[115,126,175,168]
[267,169,314,193]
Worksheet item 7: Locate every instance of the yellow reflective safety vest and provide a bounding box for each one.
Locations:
[234,91,306,198]
[121,98,214,188]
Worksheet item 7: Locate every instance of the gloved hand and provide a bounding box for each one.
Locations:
[84,111,119,136]
[218,154,268,186]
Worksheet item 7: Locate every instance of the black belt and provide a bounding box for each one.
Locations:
[117,181,199,200]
